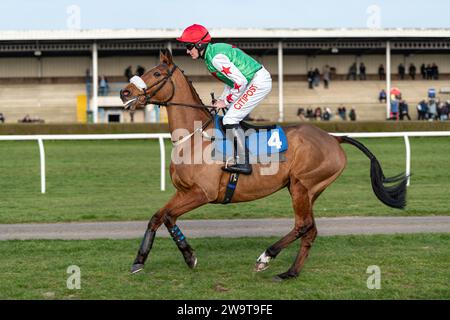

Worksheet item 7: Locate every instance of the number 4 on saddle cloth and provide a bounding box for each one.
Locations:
[212,115,288,163]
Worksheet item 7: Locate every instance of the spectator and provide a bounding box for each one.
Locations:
[314,107,322,120]
[438,101,449,121]
[323,107,332,121]
[417,100,428,120]
[313,68,320,87]
[420,63,426,79]
[337,105,347,121]
[136,65,146,77]
[297,108,307,121]
[349,108,357,121]
[306,108,314,119]
[379,89,387,103]
[378,64,385,80]
[409,63,416,80]
[307,69,314,89]
[398,63,405,80]
[390,99,399,120]
[431,63,439,80]
[323,65,331,89]
[399,100,411,120]
[0,112,4,123]
[85,69,91,83]
[99,75,109,96]
[358,62,366,80]
[347,63,357,80]
[426,64,433,80]
[428,99,438,120]
[124,66,133,81]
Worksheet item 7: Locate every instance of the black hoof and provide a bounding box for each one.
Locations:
[272,270,298,282]
[130,263,144,274]
[185,256,198,269]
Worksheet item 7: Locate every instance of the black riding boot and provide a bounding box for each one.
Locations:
[222,124,252,175]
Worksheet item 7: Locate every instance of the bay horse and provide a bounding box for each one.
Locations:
[120,49,407,281]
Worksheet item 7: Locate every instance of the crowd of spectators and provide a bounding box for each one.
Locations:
[416,99,450,121]
[307,65,335,89]
[346,63,367,80]
[389,97,411,121]
[381,86,450,121]
[297,105,356,121]
[420,63,440,80]
[308,62,439,85]
[343,62,440,81]
[397,63,439,80]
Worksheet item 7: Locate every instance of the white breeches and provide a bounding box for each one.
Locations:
[222,67,272,125]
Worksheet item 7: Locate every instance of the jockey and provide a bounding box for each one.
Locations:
[177,24,272,175]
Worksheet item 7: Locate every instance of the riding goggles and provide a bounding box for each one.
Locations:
[186,43,196,50]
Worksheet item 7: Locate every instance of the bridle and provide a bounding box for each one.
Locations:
[125,63,218,115]
[124,63,220,145]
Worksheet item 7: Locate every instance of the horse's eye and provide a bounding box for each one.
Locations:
[154,72,161,77]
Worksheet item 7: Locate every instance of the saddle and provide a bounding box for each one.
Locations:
[212,115,288,163]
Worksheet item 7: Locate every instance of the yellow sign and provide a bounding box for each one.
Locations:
[76,95,87,123]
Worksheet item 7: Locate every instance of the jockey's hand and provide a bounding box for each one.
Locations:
[213,100,228,109]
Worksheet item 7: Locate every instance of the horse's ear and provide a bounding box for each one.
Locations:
[159,49,173,65]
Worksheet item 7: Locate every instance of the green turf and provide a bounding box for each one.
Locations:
[0,233,448,299]
[0,137,449,223]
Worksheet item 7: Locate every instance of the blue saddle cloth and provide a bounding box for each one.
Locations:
[213,115,288,161]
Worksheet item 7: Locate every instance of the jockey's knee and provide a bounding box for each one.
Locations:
[222,115,239,126]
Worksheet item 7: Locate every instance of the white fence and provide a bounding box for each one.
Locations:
[1,131,450,194]
[0,133,171,193]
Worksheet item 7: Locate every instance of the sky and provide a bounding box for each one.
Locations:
[0,0,448,30]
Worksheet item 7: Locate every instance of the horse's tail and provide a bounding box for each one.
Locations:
[334,135,407,209]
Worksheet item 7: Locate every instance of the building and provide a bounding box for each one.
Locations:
[1,28,449,123]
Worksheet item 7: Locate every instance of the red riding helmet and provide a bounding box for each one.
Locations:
[177,24,211,44]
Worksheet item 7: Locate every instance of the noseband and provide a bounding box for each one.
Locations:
[127,64,178,108]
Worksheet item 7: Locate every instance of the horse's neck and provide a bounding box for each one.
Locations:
[165,71,210,135]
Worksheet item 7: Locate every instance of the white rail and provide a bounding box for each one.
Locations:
[0,133,171,193]
[1,131,450,193]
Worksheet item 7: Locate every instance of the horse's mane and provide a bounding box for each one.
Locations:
[180,70,204,106]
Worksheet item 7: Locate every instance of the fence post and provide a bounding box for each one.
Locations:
[404,134,411,186]
[159,136,166,191]
[37,138,46,194]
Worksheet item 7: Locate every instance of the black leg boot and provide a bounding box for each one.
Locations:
[222,124,252,175]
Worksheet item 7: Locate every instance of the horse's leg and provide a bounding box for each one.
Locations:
[163,189,209,269]
[274,224,317,281]
[254,179,315,277]
[130,188,208,274]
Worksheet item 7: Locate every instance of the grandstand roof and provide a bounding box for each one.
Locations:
[1,28,450,41]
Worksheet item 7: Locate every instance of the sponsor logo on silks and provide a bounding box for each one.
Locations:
[234,84,257,110]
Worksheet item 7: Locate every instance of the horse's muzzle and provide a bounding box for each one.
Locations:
[120,89,130,101]
[120,89,136,110]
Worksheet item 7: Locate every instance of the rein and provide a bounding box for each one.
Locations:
[126,63,221,145]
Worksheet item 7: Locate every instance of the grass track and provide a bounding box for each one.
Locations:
[0,137,449,223]
[0,233,448,299]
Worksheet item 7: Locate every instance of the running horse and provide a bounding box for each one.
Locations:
[120,49,407,281]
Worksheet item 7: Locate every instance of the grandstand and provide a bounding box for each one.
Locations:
[0,28,449,123]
